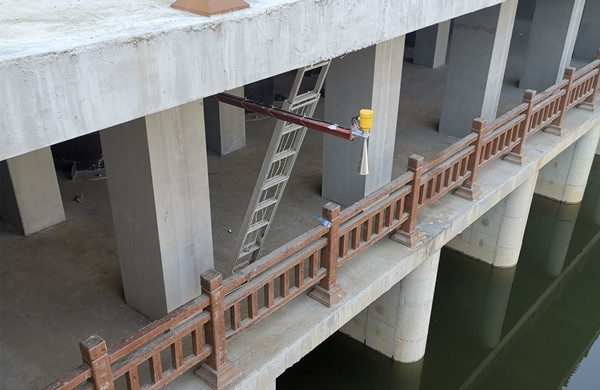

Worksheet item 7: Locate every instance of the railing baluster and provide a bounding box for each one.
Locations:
[280,271,290,298]
[546,67,575,136]
[149,353,163,383]
[391,155,424,247]
[455,119,484,200]
[505,89,536,165]
[248,292,259,319]
[191,328,203,356]
[79,335,114,390]
[294,262,305,288]
[385,205,393,226]
[362,218,372,242]
[309,203,346,307]
[308,253,318,278]
[374,211,383,234]
[230,303,242,330]
[171,339,184,369]
[126,367,140,390]
[265,280,274,308]
[580,50,600,112]
[196,270,240,390]
[339,233,348,258]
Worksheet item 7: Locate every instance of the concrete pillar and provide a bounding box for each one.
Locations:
[340,250,441,363]
[439,0,518,137]
[413,21,451,69]
[100,100,214,320]
[448,175,538,268]
[0,147,65,235]
[573,0,600,62]
[535,125,600,204]
[322,36,404,206]
[519,0,586,91]
[204,87,246,155]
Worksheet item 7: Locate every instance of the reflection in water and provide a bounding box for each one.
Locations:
[278,157,600,390]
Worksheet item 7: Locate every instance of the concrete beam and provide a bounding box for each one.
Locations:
[439,0,518,138]
[0,147,65,235]
[519,0,586,91]
[322,36,404,206]
[1,0,508,161]
[447,174,537,268]
[573,0,600,62]
[100,100,214,319]
[413,21,451,69]
[535,124,600,204]
[204,87,246,156]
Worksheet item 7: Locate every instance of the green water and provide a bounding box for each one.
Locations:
[278,158,600,390]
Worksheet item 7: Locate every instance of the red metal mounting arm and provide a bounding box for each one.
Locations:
[210,93,355,141]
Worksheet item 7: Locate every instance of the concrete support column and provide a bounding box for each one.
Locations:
[535,125,600,204]
[322,36,404,206]
[204,87,246,155]
[439,0,518,137]
[413,21,451,69]
[340,250,441,363]
[519,0,586,91]
[0,147,65,235]
[573,0,600,62]
[100,100,214,319]
[448,175,538,268]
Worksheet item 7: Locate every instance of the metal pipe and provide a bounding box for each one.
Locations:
[210,93,355,141]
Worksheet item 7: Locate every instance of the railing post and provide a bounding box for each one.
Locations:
[546,67,575,136]
[391,154,424,247]
[309,202,346,307]
[579,49,600,112]
[196,269,240,390]
[79,335,114,390]
[454,118,484,201]
[505,89,536,165]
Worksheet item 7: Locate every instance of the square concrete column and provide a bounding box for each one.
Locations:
[439,0,518,138]
[573,0,600,62]
[340,250,441,363]
[447,174,538,268]
[535,125,600,204]
[100,100,214,320]
[204,87,246,155]
[322,36,405,207]
[519,0,586,91]
[0,147,65,235]
[413,21,451,69]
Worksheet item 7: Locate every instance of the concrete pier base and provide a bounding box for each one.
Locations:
[448,175,537,268]
[0,147,65,235]
[340,250,441,363]
[519,0,585,91]
[439,0,517,137]
[204,87,246,155]
[322,36,404,206]
[100,100,214,319]
[535,125,600,204]
[413,21,451,69]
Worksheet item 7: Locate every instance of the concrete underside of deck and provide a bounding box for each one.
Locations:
[0,14,597,390]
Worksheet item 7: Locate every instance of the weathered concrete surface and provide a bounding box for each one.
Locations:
[163,96,600,390]
[519,0,586,91]
[447,174,537,268]
[573,0,600,62]
[0,0,508,161]
[100,100,214,319]
[204,87,246,155]
[0,147,65,235]
[323,36,404,206]
[413,21,451,69]
[535,124,600,204]
[439,0,518,137]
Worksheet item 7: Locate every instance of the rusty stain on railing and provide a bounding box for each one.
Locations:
[44,50,600,390]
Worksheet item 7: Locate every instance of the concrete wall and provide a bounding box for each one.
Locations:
[0,0,507,161]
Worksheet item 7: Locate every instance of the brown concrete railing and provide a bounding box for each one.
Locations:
[43,50,600,390]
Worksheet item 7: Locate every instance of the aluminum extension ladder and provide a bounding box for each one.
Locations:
[229,60,331,274]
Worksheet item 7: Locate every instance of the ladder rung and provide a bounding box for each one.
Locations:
[272,149,296,163]
[247,219,270,234]
[237,246,260,260]
[262,174,288,190]
[255,197,278,212]
[289,93,320,111]
[282,123,304,135]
